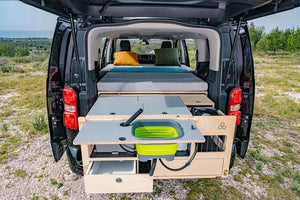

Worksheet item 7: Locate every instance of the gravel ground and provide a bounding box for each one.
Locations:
[0,134,190,200]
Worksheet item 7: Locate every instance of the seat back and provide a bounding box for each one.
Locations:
[120,40,131,51]
[161,41,172,48]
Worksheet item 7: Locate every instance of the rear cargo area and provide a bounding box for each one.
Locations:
[74,94,236,193]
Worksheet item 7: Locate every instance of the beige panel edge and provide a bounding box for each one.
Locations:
[84,174,153,194]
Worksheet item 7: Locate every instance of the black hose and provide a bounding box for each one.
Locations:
[119,144,136,153]
[149,159,157,176]
[159,143,198,171]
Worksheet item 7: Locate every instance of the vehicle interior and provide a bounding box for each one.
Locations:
[88,22,221,101]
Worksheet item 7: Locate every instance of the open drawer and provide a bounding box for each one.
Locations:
[84,161,153,194]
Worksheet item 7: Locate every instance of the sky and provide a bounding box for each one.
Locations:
[0,0,300,33]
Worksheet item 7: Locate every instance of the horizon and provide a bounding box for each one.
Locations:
[0,1,300,36]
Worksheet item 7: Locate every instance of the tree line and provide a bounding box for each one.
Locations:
[249,23,300,54]
[0,39,51,57]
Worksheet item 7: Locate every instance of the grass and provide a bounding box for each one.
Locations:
[12,169,27,178]
[31,113,48,134]
[0,56,47,165]
[183,179,248,200]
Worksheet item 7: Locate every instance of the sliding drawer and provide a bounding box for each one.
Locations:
[85,161,153,194]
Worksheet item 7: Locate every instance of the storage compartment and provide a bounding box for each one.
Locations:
[89,161,136,174]
[154,158,225,178]
[85,161,153,193]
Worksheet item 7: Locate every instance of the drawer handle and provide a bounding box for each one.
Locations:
[116,178,122,183]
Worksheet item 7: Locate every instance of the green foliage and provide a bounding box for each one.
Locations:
[11,56,32,63]
[256,161,264,171]
[291,179,300,196]
[31,193,47,200]
[16,46,30,57]
[0,44,16,57]
[13,169,27,178]
[0,64,25,73]
[0,38,51,58]
[50,178,58,185]
[31,113,48,133]
[0,123,8,131]
[10,53,48,64]
[57,182,63,189]
[249,148,268,163]
[249,22,265,50]
[33,61,47,71]
[188,45,196,69]
[251,25,300,54]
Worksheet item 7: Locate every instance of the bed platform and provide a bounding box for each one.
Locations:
[97,64,207,92]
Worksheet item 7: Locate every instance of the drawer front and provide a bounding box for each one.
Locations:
[84,174,153,194]
[154,158,224,178]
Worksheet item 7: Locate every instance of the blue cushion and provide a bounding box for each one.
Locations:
[110,67,188,73]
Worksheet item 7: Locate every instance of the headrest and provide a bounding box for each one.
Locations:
[120,40,131,51]
[161,41,172,48]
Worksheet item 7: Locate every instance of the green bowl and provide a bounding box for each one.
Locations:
[132,120,183,156]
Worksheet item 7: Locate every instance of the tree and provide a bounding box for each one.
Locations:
[0,44,16,57]
[249,22,265,50]
[265,27,284,54]
[16,46,30,57]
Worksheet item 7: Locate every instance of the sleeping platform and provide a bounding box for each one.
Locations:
[97,64,208,93]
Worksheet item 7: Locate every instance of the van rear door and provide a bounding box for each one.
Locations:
[21,0,300,20]
[235,24,255,158]
[47,18,71,161]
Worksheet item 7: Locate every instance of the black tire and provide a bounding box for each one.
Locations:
[66,145,83,175]
[229,143,236,169]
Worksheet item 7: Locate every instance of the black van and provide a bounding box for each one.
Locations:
[21,0,300,194]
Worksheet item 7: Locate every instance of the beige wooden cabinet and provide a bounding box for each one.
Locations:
[74,94,235,194]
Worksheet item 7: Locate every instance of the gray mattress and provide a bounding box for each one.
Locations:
[97,72,208,92]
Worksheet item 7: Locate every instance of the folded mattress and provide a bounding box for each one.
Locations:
[97,72,208,92]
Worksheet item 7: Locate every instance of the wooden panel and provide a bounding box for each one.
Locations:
[193,115,236,173]
[180,95,214,107]
[78,117,86,130]
[193,115,235,136]
[84,174,153,193]
[154,158,224,178]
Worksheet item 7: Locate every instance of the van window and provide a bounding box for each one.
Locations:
[115,39,170,54]
[186,39,197,69]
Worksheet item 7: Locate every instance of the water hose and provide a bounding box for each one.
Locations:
[149,159,157,176]
[159,143,198,171]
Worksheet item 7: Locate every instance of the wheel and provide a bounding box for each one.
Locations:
[229,143,236,169]
[66,145,83,175]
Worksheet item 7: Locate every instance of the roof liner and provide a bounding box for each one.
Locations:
[20,0,300,20]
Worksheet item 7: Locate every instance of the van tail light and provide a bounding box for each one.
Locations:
[228,87,242,126]
[63,86,78,130]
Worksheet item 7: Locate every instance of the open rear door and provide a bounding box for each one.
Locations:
[235,24,255,158]
[47,19,71,161]
[21,0,300,20]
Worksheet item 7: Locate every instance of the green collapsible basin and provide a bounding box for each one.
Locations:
[132,120,183,156]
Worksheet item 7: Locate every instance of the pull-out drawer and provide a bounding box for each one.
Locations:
[85,161,153,194]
